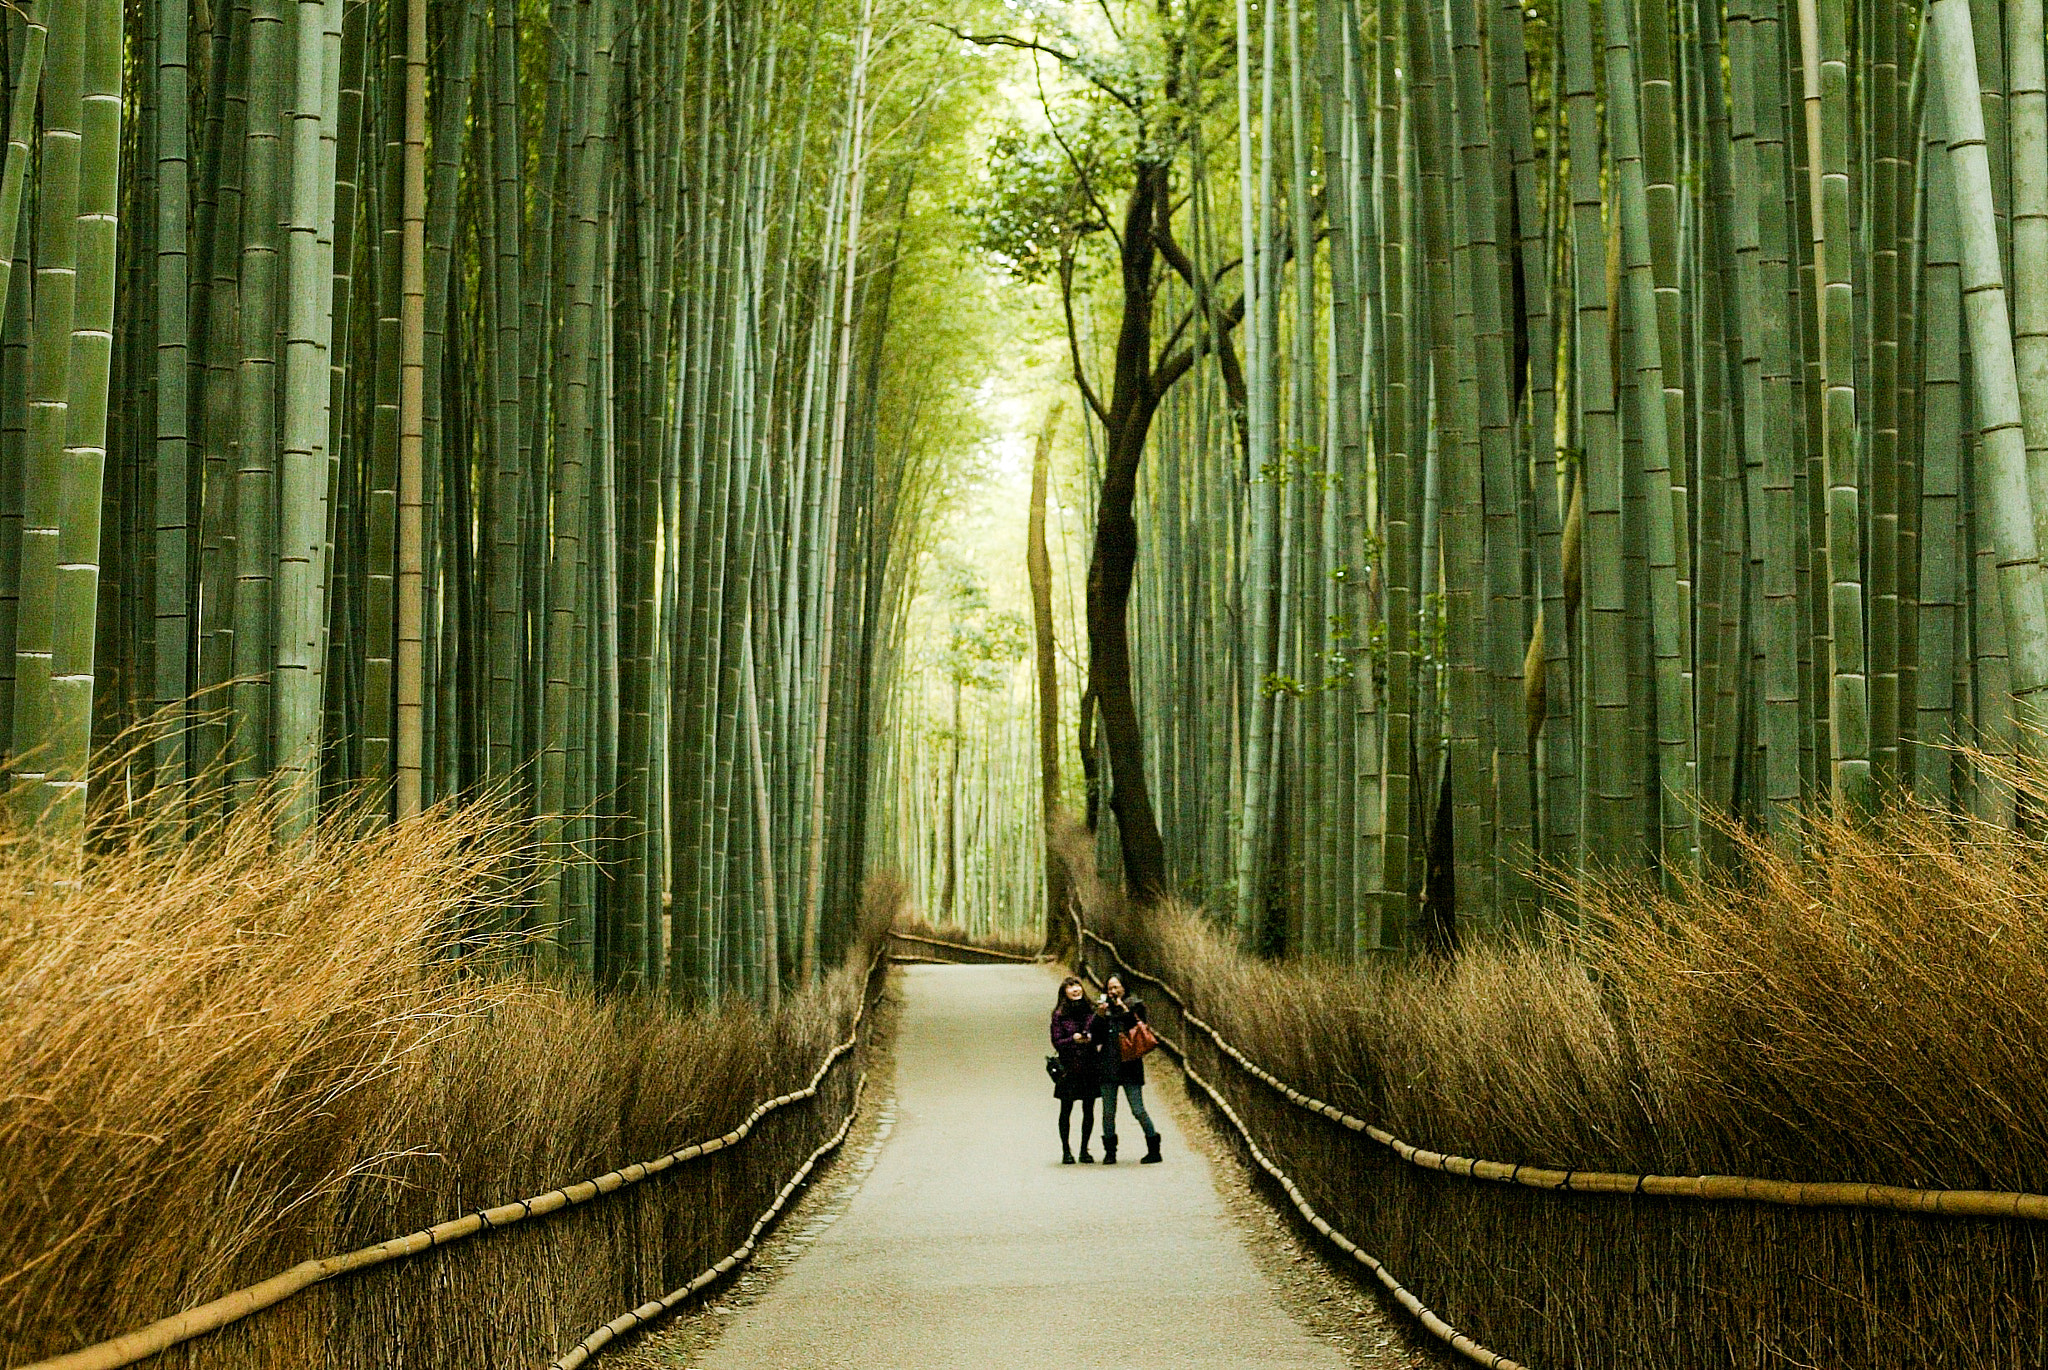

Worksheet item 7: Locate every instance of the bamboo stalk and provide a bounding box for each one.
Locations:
[393,0,426,819]
[1931,0,2048,744]
[9,0,83,830]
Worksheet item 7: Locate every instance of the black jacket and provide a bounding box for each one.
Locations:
[1086,997,1148,1087]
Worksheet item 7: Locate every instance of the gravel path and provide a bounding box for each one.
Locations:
[646,962,1399,1369]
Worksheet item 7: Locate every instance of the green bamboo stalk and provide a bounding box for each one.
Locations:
[1232,0,1283,940]
[1795,0,1871,810]
[1739,0,1806,833]
[9,0,82,828]
[1561,0,1632,868]
[1932,0,2048,750]
[1373,0,1414,944]
[1494,0,1577,881]
[148,0,191,805]
[484,0,526,791]
[2006,0,2048,580]
[0,0,45,330]
[362,1,404,809]
[318,0,366,803]
[393,0,426,820]
[277,0,346,832]
[1604,0,1697,875]
[0,180,25,770]
[1691,0,1748,839]
[1867,0,1906,783]
[800,0,873,986]
[225,0,288,800]
[1448,0,1536,925]
[1919,91,1963,803]
[43,0,121,833]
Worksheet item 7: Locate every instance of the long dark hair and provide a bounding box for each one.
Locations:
[1053,975,1091,1018]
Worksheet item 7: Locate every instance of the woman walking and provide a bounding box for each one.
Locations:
[1087,975,1162,1164]
[1050,976,1099,1163]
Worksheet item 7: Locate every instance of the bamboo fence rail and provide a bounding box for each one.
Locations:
[886,929,1039,961]
[545,1072,869,1370]
[1176,1049,1526,1369]
[1072,937,1525,1370]
[20,949,892,1370]
[1076,923,2048,1222]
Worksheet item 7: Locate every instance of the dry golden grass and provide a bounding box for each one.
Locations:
[1062,797,2048,1368]
[0,798,892,1368]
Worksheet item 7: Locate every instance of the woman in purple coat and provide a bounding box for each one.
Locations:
[1050,976,1100,1163]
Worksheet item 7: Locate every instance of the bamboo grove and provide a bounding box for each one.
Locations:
[17,0,2048,978]
[0,0,1000,997]
[990,0,2048,954]
[869,522,1059,944]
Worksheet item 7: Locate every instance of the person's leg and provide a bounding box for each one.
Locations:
[1099,1081,1120,1162]
[1059,1097,1076,1161]
[1079,1093,1096,1160]
[1123,1083,1159,1139]
[1126,1083,1163,1162]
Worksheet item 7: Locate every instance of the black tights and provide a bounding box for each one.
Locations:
[1059,1094,1096,1153]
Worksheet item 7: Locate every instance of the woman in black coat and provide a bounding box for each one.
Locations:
[1085,974,1162,1165]
[1049,976,1099,1163]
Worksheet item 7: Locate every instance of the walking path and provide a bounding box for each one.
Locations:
[688,963,1351,1369]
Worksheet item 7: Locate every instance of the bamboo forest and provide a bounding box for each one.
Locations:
[14,0,2048,1364]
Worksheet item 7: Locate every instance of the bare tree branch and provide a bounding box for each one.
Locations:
[1035,58,1123,258]
[927,22,1144,115]
[1154,290,1245,397]
[1059,244,1112,427]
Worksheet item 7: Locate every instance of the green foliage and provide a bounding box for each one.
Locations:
[964,127,1111,282]
[937,565,1031,689]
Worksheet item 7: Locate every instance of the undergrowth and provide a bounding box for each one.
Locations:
[1065,796,2048,1368]
[0,798,893,1368]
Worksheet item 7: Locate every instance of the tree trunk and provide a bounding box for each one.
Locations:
[940,675,962,921]
[1082,164,1173,905]
[1028,400,1071,954]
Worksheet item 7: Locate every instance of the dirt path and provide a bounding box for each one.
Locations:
[639,962,1415,1369]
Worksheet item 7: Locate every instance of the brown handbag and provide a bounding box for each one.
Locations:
[1119,1019,1159,1061]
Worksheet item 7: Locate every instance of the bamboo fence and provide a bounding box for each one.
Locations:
[19,949,891,1370]
[886,928,1040,962]
[1073,927,1525,1370]
[1076,922,2048,1222]
[546,1072,869,1370]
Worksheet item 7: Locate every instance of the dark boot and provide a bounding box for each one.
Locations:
[1103,1135,1118,1165]
[1062,1141,1075,1164]
[1079,1145,1095,1163]
[1141,1133,1162,1164]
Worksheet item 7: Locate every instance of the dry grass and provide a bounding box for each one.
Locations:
[0,799,893,1369]
[1062,799,2048,1368]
